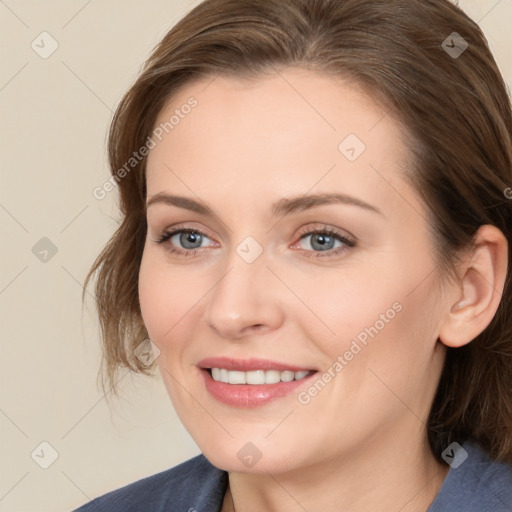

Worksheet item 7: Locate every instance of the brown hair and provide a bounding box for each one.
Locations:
[84,0,512,463]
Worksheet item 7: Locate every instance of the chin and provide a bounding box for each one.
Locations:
[201,446,297,475]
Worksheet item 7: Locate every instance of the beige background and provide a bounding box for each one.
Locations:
[0,1,510,511]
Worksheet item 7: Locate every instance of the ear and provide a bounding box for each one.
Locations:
[438,224,508,348]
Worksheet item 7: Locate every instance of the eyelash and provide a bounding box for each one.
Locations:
[154,224,356,259]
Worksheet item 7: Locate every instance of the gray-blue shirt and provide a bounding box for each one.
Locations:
[72,439,512,511]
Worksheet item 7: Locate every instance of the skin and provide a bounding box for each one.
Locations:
[138,67,508,512]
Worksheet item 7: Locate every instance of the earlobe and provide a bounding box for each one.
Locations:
[438,225,508,349]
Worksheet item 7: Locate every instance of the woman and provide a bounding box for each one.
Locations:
[75,0,512,510]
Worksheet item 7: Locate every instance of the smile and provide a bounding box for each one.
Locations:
[198,357,318,407]
[210,368,312,384]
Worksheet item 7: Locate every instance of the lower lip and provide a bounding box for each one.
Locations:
[200,369,316,408]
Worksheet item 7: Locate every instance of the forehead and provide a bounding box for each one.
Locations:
[150,67,395,149]
[145,67,413,215]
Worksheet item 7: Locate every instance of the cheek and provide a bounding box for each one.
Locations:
[289,265,400,355]
[298,252,440,370]
[138,255,164,338]
[138,249,196,343]
[328,268,442,415]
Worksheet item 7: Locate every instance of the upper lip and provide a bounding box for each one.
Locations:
[197,357,315,372]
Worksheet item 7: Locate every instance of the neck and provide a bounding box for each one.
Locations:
[222,426,449,512]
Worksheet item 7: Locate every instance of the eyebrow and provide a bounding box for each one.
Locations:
[146,192,383,217]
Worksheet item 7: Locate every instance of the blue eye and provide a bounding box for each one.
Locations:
[295,228,356,257]
[155,225,356,259]
[172,230,205,249]
[301,232,341,251]
[156,228,215,256]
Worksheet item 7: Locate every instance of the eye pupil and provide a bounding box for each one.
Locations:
[311,234,334,251]
[180,231,202,249]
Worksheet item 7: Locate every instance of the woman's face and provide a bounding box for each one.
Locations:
[139,67,449,473]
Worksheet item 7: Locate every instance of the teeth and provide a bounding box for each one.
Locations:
[228,371,246,384]
[210,368,312,384]
[265,370,281,384]
[246,370,265,385]
[280,370,295,382]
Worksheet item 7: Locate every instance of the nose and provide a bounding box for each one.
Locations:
[203,251,285,340]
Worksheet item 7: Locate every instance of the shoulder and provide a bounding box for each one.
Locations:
[72,454,227,512]
[428,439,512,512]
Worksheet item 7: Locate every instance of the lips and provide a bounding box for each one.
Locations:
[197,357,317,408]
[198,357,314,372]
